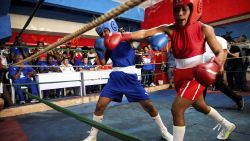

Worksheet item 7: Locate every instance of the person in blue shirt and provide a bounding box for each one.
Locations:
[9,54,39,104]
[10,37,29,61]
[81,55,95,71]
[83,19,172,141]
[47,55,62,98]
[80,55,98,94]
[141,46,156,87]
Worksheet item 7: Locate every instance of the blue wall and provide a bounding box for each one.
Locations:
[23,0,144,22]
[215,20,250,40]
[10,1,141,32]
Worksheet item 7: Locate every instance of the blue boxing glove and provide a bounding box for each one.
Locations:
[94,38,106,60]
[149,33,168,51]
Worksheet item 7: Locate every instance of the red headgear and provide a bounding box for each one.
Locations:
[173,0,203,24]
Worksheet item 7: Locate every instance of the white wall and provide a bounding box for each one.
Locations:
[10,13,98,37]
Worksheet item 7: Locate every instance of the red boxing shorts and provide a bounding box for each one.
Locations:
[174,68,205,100]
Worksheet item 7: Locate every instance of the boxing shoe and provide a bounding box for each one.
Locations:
[82,135,96,141]
[162,131,173,141]
[82,128,97,141]
[213,119,236,140]
[161,128,173,141]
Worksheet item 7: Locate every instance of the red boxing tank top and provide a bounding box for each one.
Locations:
[170,22,205,59]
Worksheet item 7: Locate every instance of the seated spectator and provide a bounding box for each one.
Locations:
[9,55,39,104]
[60,57,75,72]
[36,42,48,73]
[88,48,97,65]
[48,55,61,73]
[10,37,29,61]
[48,47,64,65]
[1,47,9,68]
[60,57,77,95]
[81,56,99,94]
[63,42,74,64]
[81,56,95,71]
[73,47,84,71]
[0,47,13,107]
[47,55,62,98]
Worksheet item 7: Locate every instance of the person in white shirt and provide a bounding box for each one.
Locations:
[60,57,76,95]
[203,36,244,110]
[88,48,97,65]
[60,57,75,72]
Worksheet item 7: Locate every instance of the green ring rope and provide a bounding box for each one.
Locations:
[26,92,143,141]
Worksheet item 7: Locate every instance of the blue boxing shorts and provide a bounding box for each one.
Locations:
[100,71,149,102]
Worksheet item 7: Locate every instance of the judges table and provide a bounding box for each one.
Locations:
[35,72,82,98]
[35,69,141,97]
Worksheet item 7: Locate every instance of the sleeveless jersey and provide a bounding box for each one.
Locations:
[109,42,135,67]
[170,22,205,59]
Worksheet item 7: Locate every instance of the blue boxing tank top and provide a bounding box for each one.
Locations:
[109,42,135,67]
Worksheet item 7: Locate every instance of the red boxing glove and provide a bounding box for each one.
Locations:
[193,57,222,87]
[104,32,132,50]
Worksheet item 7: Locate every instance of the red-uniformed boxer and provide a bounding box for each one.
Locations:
[105,0,236,140]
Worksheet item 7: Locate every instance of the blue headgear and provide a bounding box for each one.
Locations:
[96,19,118,37]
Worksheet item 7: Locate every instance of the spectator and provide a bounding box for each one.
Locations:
[81,56,95,71]
[9,55,39,104]
[81,56,99,94]
[60,57,75,72]
[135,49,143,68]
[226,44,243,91]
[0,51,13,107]
[1,47,9,67]
[88,48,97,65]
[60,57,76,95]
[36,41,48,73]
[141,46,156,87]
[236,35,249,91]
[73,47,83,71]
[47,55,62,98]
[164,47,175,89]
[63,42,74,64]
[10,37,29,61]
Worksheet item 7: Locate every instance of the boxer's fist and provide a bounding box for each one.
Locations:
[193,57,222,86]
[149,33,168,51]
[104,32,132,50]
[94,38,106,60]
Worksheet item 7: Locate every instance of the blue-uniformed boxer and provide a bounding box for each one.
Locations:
[83,19,172,141]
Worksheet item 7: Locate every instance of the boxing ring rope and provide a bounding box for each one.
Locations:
[12,0,147,66]
[25,92,143,141]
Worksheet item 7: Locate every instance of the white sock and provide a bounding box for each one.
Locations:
[207,107,224,123]
[152,113,169,133]
[89,115,103,137]
[173,126,185,141]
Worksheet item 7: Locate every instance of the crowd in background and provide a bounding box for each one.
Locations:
[0,34,249,108]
